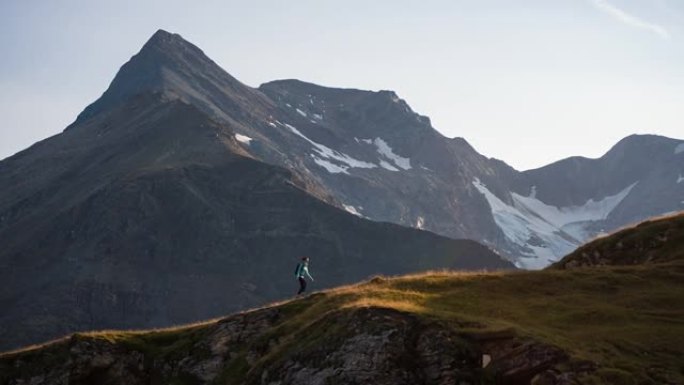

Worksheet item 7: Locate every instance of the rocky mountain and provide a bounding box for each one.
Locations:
[0,29,681,350]
[0,33,515,351]
[257,81,684,269]
[3,232,682,384]
[63,30,684,269]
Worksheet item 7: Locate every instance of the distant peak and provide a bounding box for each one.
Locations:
[68,29,255,128]
[145,29,187,47]
[609,134,679,152]
[150,29,176,40]
[139,29,202,57]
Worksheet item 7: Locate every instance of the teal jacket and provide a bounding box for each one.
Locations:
[295,263,314,281]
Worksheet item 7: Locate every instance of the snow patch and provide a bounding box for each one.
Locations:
[343,204,363,217]
[235,134,253,144]
[312,156,348,174]
[267,122,277,128]
[675,143,684,154]
[296,108,307,117]
[285,103,292,108]
[472,178,637,269]
[416,216,425,229]
[379,160,400,171]
[678,174,684,184]
[511,182,636,229]
[283,123,376,172]
[372,138,412,170]
[313,113,323,120]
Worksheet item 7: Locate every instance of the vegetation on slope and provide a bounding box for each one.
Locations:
[2,259,683,384]
[3,213,684,384]
[553,211,684,269]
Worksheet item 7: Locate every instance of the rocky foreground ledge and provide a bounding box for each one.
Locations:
[1,302,583,385]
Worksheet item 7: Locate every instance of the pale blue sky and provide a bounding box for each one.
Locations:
[1,0,682,170]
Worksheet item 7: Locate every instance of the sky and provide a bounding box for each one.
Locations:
[1,0,682,170]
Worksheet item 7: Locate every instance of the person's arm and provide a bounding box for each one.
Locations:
[303,265,314,281]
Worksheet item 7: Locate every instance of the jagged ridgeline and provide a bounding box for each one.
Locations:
[2,213,683,384]
[0,31,513,352]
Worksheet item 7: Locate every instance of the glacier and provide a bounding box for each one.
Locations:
[472,178,637,269]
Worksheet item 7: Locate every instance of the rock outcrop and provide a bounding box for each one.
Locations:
[0,305,579,385]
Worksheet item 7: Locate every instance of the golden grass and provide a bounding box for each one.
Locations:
[2,262,682,384]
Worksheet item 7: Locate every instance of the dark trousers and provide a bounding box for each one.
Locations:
[297,277,307,295]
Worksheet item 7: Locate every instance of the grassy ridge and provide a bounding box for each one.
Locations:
[554,212,684,268]
[2,262,683,384]
[3,220,684,385]
[278,262,684,384]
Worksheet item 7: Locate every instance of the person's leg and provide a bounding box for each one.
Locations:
[298,277,307,295]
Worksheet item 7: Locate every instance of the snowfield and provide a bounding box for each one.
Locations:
[379,160,400,171]
[234,134,253,144]
[373,138,412,170]
[283,127,414,175]
[472,178,637,269]
[343,204,363,217]
[311,155,348,174]
[283,123,377,173]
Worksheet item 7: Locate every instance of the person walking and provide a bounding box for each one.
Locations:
[294,256,314,295]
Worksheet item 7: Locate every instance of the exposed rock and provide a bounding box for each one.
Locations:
[0,306,577,385]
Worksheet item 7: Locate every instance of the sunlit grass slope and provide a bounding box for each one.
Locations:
[3,261,683,384]
[3,213,684,384]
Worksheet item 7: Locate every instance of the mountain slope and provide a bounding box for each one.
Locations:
[59,30,684,268]
[0,88,511,350]
[3,254,682,384]
[552,211,684,269]
[1,28,681,350]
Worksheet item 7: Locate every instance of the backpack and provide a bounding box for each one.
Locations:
[294,263,302,277]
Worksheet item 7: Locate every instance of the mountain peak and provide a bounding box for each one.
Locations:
[605,133,681,160]
[68,30,266,130]
[139,29,205,59]
[147,29,180,44]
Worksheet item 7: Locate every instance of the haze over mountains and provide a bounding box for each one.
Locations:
[0,30,682,350]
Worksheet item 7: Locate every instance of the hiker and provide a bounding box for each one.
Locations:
[295,256,314,295]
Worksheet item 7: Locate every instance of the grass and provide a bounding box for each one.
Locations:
[2,263,683,384]
[252,263,684,384]
[555,211,684,268]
